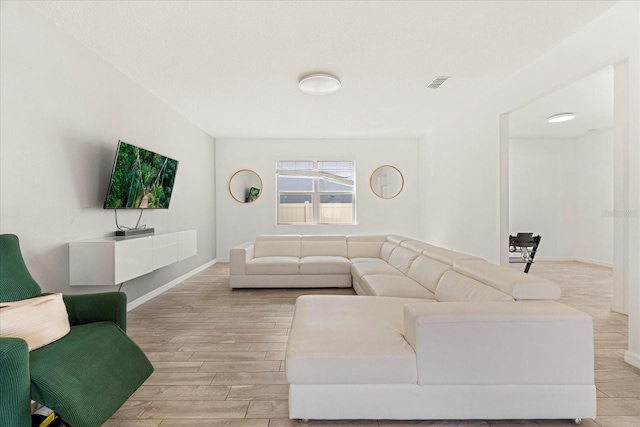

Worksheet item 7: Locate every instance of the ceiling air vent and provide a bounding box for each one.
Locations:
[427,76,451,90]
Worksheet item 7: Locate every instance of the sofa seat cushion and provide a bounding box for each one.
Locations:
[362,275,436,299]
[350,257,386,264]
[453,260,561,300]
[436,271,514,302]
[351,262,404,278]
[286,295,419,385]
[299,256,351,275]
[30,321,153,427]
[246,257,299,275]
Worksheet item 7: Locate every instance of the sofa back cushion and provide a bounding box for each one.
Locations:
[407,256,451,293]
[347,235,387,259]
[300,235,347,257]
[453,260,561,300]
[436,271,514,302]
[380,242,397,263]
[254,235,301,257]
[386,235,409,245]
[421,245,483,265]
[388,246,420,275]
[400,240,434,254]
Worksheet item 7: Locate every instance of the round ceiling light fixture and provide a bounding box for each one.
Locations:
[298,73,341,95]
[548,112,576,123]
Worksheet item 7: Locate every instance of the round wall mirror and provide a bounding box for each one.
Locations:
[370,165,404,199]
[229,169,263,203]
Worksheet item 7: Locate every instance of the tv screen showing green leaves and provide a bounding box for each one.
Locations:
[104,141,179,209]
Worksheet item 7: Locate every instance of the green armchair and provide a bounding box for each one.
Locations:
[0,234,154,427]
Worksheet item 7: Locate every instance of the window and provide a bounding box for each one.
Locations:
[277,160,355,224]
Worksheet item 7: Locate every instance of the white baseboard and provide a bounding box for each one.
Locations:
[127,259,217,311]
[525,256,613,268]
[610,303,629,315]
[529,256,575,262]
[624,350,640,369]
[574,257,614,268]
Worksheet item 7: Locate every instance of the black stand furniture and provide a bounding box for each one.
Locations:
[509,233,542,273]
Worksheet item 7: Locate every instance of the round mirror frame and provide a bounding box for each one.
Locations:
[370,165,404,199]
[229,169,263,203]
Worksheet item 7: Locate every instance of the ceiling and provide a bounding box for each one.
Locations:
[510,66,614,139]
[27,1,618,139]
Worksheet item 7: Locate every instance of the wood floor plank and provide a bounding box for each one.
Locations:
[189,351,268,361]
[103,420,162,427]
[211,372,289,385]
[179,343,253,352]
[131,385,231,401]
[592,416,640,427]
[109,401,152,420]
[227,385,290,401]
[150,362,204,373]
[160,420,269,427]
[139,401,250,419]
[246,400,289,419]
[144,372,216,386]
[199,361,282,373]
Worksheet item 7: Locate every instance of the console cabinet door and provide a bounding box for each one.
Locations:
[114,237,153,284]
[152,234,179,270]
[69,242,116,286]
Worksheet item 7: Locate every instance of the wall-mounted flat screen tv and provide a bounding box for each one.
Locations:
[104,141,179,209]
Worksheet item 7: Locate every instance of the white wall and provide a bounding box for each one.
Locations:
[574,129,614,265]
[509,131,614,266]
[509,138,575,260]
[418,1,639,367]
[215,138,419,258]
[418,112,502,261]
[0,2,216,303]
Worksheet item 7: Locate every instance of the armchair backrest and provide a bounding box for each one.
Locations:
[0,234,42,302]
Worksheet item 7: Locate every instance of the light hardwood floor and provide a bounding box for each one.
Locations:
[106,261,639,427]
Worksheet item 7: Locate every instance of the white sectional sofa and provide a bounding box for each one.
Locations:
[230,234,560,302]
[229,234,596,422]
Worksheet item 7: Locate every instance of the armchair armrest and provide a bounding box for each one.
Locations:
[230,242,255,276]
[63,292,127,332]
[0,337,31,427]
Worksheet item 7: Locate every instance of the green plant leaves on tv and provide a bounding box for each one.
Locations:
[105,141,178,209]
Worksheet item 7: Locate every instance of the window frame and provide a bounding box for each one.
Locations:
[276,160,356,225]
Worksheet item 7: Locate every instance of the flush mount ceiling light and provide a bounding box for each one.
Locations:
[548,112,576,123]
[299,73,341,95]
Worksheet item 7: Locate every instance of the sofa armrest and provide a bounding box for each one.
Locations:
[63,292,127,332]
[0,337,31,427]
[230,242,255,276]
[403,301,594,386]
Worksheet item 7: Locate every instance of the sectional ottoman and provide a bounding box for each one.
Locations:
[229,234,596,423]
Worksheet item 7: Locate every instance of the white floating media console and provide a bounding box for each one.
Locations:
[69,230,197,286]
